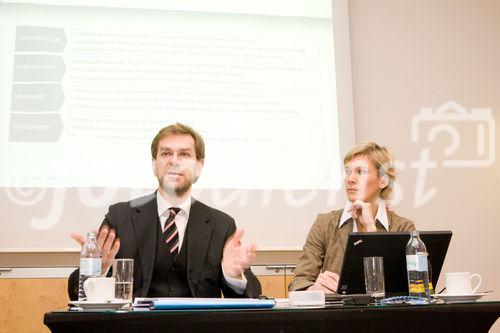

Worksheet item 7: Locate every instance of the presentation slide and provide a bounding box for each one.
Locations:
[0,0,353,250]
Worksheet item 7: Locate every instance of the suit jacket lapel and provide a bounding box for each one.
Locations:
[131,193,159,296]
[338,210,351,251]
[186,199,214,292]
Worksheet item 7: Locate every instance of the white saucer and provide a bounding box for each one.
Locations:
[70,300,130,310]
[431,292,491,303]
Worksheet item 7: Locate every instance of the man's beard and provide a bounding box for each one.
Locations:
[159,177,192,198]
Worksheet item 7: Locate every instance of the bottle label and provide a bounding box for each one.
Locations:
[406,254,428,272]
[80,258,102,276]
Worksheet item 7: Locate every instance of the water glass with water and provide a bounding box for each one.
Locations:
[113,258,134,304]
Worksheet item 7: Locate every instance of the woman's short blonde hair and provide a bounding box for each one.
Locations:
[343,142,396,200]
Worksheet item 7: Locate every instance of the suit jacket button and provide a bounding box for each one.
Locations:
[169,287,174,292]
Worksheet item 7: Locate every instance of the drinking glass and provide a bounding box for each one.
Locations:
[363,256,385,300]
[113,258,134,304]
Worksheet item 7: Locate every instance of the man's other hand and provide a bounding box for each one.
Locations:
[70,225,120,275]
[222,229,257,279]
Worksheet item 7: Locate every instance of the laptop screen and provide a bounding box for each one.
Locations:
[336,231,452,296]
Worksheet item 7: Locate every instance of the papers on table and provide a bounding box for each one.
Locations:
[289,291,325,308]
[131,293,359,311]
[69,300,129,311]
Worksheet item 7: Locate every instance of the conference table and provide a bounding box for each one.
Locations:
[44,301,500,333]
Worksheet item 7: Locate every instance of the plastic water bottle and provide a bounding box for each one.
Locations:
[78,232,102,301]
[405,230,431,299]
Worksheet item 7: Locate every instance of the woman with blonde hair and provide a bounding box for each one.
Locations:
[289,142,415,292]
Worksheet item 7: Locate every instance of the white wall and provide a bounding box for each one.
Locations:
[349,0,499,330]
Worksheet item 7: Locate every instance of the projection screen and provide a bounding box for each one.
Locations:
[0,0,354,251]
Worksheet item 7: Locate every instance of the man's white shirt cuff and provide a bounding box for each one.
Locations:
[222,266,247,294]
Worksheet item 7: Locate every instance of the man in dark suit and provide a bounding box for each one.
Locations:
[69,123,261,300]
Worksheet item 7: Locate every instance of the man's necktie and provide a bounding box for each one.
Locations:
[163,207,181,256]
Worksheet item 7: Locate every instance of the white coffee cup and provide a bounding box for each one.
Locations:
[445,272,482,295]
[83,277,115,302]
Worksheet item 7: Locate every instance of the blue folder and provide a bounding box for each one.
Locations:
[150,298,275,310]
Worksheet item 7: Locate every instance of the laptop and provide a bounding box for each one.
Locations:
[336,231,452,296]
